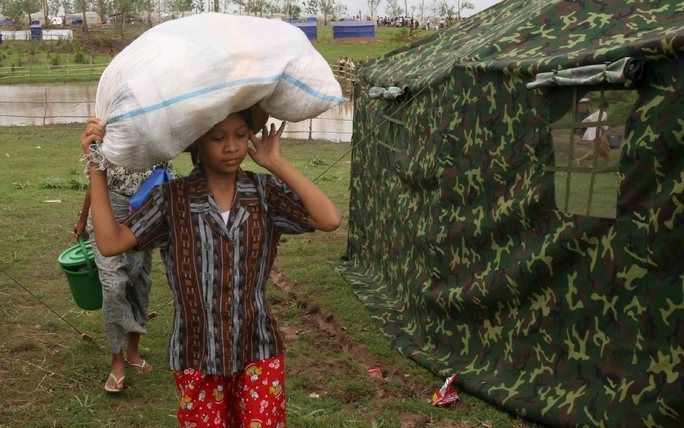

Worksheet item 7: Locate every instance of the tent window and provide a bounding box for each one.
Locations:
[548,88,636,218]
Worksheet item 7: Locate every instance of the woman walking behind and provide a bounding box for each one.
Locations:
[73,140,170,392]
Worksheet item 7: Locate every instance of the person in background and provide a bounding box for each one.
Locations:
[576,100,610,164]
[73,158,171,393]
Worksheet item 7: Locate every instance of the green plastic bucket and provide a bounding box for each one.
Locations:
[58,237,102,310]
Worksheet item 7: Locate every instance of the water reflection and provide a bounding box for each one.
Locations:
[0,83,353,142]
[265,101,353,142]
[0,82,96,126]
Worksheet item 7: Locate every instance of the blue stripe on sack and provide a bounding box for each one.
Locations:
[280,73,347,103]
[108,73,345,124]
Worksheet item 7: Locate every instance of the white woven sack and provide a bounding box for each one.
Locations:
[95,13,344,171]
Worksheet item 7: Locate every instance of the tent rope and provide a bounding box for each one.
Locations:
[147,296,174,320]
[0,269,96,343]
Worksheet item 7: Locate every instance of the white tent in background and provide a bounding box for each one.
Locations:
[64,12,102,25]
[21,9,47,25]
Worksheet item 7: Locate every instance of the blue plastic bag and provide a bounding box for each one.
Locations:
[128,167,173,213]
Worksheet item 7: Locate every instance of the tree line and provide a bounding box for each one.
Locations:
[0,0,475,31]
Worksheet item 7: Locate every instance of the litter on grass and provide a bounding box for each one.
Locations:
[368,368,383,379]
[431,374,459,406]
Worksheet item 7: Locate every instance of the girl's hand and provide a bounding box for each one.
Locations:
[80,117,104,155]
[247,122,286,171]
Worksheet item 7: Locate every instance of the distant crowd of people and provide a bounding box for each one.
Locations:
[376,16,449,30]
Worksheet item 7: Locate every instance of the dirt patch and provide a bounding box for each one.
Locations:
[270,269,428,393]
[269,267,471,423]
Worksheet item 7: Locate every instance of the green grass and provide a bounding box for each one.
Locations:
[313,25,432,63]
[0,25,433,84]
[0,124,532,427]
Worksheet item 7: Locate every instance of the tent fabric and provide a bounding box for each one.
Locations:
[527,57,644,89]
[340,0,684,426]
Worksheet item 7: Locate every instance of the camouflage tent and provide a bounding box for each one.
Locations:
[340,0,684,426]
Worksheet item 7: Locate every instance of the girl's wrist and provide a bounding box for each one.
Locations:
[265,157,291,175]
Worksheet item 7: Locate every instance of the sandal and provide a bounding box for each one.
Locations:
[125,358,153,373]
[104,373,125,393]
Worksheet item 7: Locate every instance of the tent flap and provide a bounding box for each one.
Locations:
[526,57,644,89]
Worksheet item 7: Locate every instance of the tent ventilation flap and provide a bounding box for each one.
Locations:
[526,57,644,89]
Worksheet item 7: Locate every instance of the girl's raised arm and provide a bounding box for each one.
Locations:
[81,118,138,256]
[248,123,341,232]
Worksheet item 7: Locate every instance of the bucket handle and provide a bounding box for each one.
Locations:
[77,237,97,279]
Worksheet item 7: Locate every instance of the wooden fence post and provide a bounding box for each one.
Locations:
[43,85,48,126]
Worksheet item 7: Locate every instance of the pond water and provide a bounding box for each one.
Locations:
[0,82,353,142]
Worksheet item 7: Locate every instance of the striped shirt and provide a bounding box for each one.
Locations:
[123,167,313,375]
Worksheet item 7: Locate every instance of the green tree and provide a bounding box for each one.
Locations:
[230,0,245,14]
[385,0,402,18]
[282,0,300,18]
[138,0,155,24]
[73,0,89,32]
[1,0,41,27]
[111,0,136,38]
[318,0,334,24]
[303,0,317,16]
[332,1,346,20]
[169,0,193,15]
[366,0,380,21]
[438,0,473,21]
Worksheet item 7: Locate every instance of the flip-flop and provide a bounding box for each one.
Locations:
[104,373,125,393]
[125,358,152,373]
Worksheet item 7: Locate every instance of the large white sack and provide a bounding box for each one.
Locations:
[95,13,344,171]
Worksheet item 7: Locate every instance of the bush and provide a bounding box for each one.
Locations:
[73,49,86,64]
[392,28,410,41]
[68,177,88,191]
[306,156,328,167]
[50,55,60,67]
[41,176,63,189]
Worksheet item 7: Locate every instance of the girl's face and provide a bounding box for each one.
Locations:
[195,113,250,176]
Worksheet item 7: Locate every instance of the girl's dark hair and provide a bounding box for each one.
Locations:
[189,147,200,166]
[237,109,255,131]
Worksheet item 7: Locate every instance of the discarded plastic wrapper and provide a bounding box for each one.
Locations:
[368,368,383,379]
[431,374,459,406]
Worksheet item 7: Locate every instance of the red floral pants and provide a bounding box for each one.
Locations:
[174,355,286,428]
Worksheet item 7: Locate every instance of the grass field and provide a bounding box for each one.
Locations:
[0,24,431,85]
[0,124,532,427]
